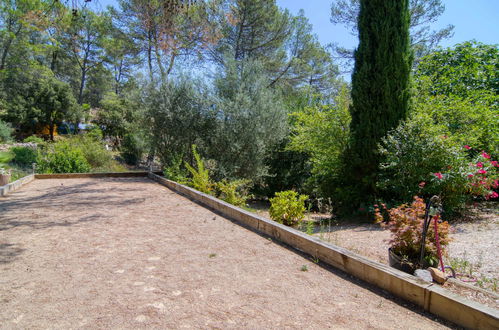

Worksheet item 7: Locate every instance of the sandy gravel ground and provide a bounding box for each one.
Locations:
[0,178,453,329]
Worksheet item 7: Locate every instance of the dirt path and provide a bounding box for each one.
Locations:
[0,178,453,329]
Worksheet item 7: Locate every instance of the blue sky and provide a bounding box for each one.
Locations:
[96,0,499,51]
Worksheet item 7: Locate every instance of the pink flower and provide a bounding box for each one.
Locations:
[419,181,426,188]
[464,145,471,150]
[467,174,474,178]
[491,160,499,167]
[434,173,443,179]
[486,192,499,200]
[476,162,484,168]
[492,180,499,188]
[481,151,491,159]
[477,169,487,175]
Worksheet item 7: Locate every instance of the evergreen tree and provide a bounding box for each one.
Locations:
[343,0,412,206]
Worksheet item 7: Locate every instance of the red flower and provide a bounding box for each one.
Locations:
[434,173,443,179]
[477,169,487,175]
[491,160,499,167]
[486,192,499,200]
[419,181,426,188]
[467,174,474,178]
[476,162,484,168]
[464,145,471,150]
[481,151,491,159]
[492,180,499,188]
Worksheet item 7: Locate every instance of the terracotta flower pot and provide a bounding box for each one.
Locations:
[0,173,11,186]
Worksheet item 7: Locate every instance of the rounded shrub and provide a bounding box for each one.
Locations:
[37,142,91,174]
[269,190,308,226]
[11,146,38,167]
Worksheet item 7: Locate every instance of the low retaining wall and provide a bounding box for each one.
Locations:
[148,172,499,329]
[0,174,35,197]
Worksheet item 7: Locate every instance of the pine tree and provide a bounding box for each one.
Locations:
[344,0,412,205]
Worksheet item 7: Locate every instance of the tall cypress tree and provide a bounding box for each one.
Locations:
[344,0,412,205]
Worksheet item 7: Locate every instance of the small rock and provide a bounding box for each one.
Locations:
[414,269,432,282]
[429,267,447,284]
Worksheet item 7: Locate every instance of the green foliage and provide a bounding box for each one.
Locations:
[215,179,250,207]
[37,141,91,174]
[415,41,498,98]
[86,125,104,141]
[413,92,499,156]
[288,85,351,196]
[23,135,44,143]
[185,145,212,194]
[212,58,288,181]
[269,190,308,226]
[378,115,499,215]
[0,150,14,164]
[96,92,138,140]
[121,132,145,165]
[344,0,412,205]
[11,146,37,167]
[163,155,188,184]
[0,120,12,143]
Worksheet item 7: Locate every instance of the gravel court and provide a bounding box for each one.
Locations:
[0,177,454,329]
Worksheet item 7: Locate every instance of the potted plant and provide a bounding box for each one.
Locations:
[0,167,11,186]
[374,196,451,274]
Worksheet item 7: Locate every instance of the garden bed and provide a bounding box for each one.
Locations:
[251,202,499,309]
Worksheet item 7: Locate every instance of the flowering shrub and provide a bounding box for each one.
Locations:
[375,197,451,264]
[379,116,498,215]
[269,190,308,226]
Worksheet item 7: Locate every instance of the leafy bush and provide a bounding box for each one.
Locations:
[379,115,468,214]
[23,135,44,143]
[86,125,104,141]
[379,114,499,215]
[269,190,308,226]
[121,132,145,165]
[11,146,38,167]
[163,155,188,184]
[185,145,212,194]
[375,197,451,267]
[215,179,250,207]
[0,120,12,143]
[0,151,14,164]
[37,141,91,174]
[72,136,113,170]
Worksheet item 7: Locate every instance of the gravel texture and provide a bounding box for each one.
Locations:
[0,178,453,329]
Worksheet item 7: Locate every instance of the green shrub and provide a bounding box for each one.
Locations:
[0,120,12,143]
[37,142,91,173]
[163,155,188,184]
[23,135,44,143]
[11,146,38,167]
[269,190,308,226]
[215,179,250,207]
[378,115,498,215]
[73,136,113,170]
[121,133,145,165]
[0,151,14,164]
[185,145,212,194]
[86,125,104,140]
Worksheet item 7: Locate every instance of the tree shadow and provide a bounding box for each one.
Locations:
[0,243,25,264]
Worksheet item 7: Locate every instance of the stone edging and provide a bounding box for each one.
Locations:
[0,174,35,197]
[148,172,499,329]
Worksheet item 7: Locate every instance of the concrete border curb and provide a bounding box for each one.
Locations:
[148,172,499,329]
[0,174,35,197]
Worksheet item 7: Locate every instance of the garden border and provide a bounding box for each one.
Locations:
[148,172,499,329]
[0,174,35,197]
